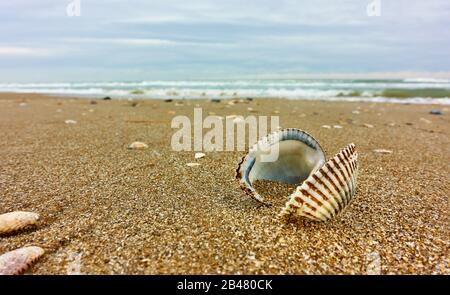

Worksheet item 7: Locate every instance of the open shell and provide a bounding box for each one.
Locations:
[0,211,40,234]
[236,128,358,221]
[0,246,45,275]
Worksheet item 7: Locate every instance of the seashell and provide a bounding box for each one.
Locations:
[186,163,200,167]
[0,211,39,234]
[194,152,205,159]
[373,149,392,154]
[280,143,358,221]
[0,246,45,275]
[64,119,77,124]
[127,141,148,149]
[236,128,359,222]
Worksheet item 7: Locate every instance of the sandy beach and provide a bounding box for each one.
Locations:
[0,93,448,274]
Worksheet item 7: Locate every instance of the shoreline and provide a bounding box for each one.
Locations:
[0,93,448,274]
[0,91,449,106]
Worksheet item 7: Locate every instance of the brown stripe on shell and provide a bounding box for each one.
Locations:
[312,172,343,212]
[335,153,355,197]
[324,162,349,206]
[330,157,352,204]
[303,181,337,217]
[318,166,346,210]
[295,189,331,220]
[304,180,338,216]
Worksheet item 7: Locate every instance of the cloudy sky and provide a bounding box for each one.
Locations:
[0,0,449,82]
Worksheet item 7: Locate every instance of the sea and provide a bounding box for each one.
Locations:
[1,78,449,105]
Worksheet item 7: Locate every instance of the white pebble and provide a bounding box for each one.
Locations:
[419,118,432,124]
[194,152,205,159]
[128,141,148,149]
[65,120,77,124]
[186,163,200,167]
[373,149,393,154]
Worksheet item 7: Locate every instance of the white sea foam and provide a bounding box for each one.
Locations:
[403,78,450,83]
[1,79,449,105]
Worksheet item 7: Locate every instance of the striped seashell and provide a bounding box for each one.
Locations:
[236,128,359,221]
[0,246,45,275]
[280,143,358,221]
[0,211,40,234]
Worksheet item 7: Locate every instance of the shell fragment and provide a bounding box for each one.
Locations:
[0,246,45,275]
[128,142,148,149]
[0,211,40,234]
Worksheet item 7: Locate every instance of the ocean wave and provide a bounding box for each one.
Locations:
[2,80,450,90]
[403,78,450,83]
[1,80,450,105]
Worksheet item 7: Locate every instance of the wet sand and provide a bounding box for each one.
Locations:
[0,93,448,274]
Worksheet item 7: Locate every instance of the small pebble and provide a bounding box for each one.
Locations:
[65,120,77,124]
[405,242,415,248]
[186,163,200,167]
[429,109,443,115]
[363,123,374,128]
[194,152,205,159]
[321,125,331,129]
[333,125,343,129]
[419,118,432,124]
[373,149,393,154]
[127,142,148,149]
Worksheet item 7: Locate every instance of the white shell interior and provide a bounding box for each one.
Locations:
[248,139,326,185]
